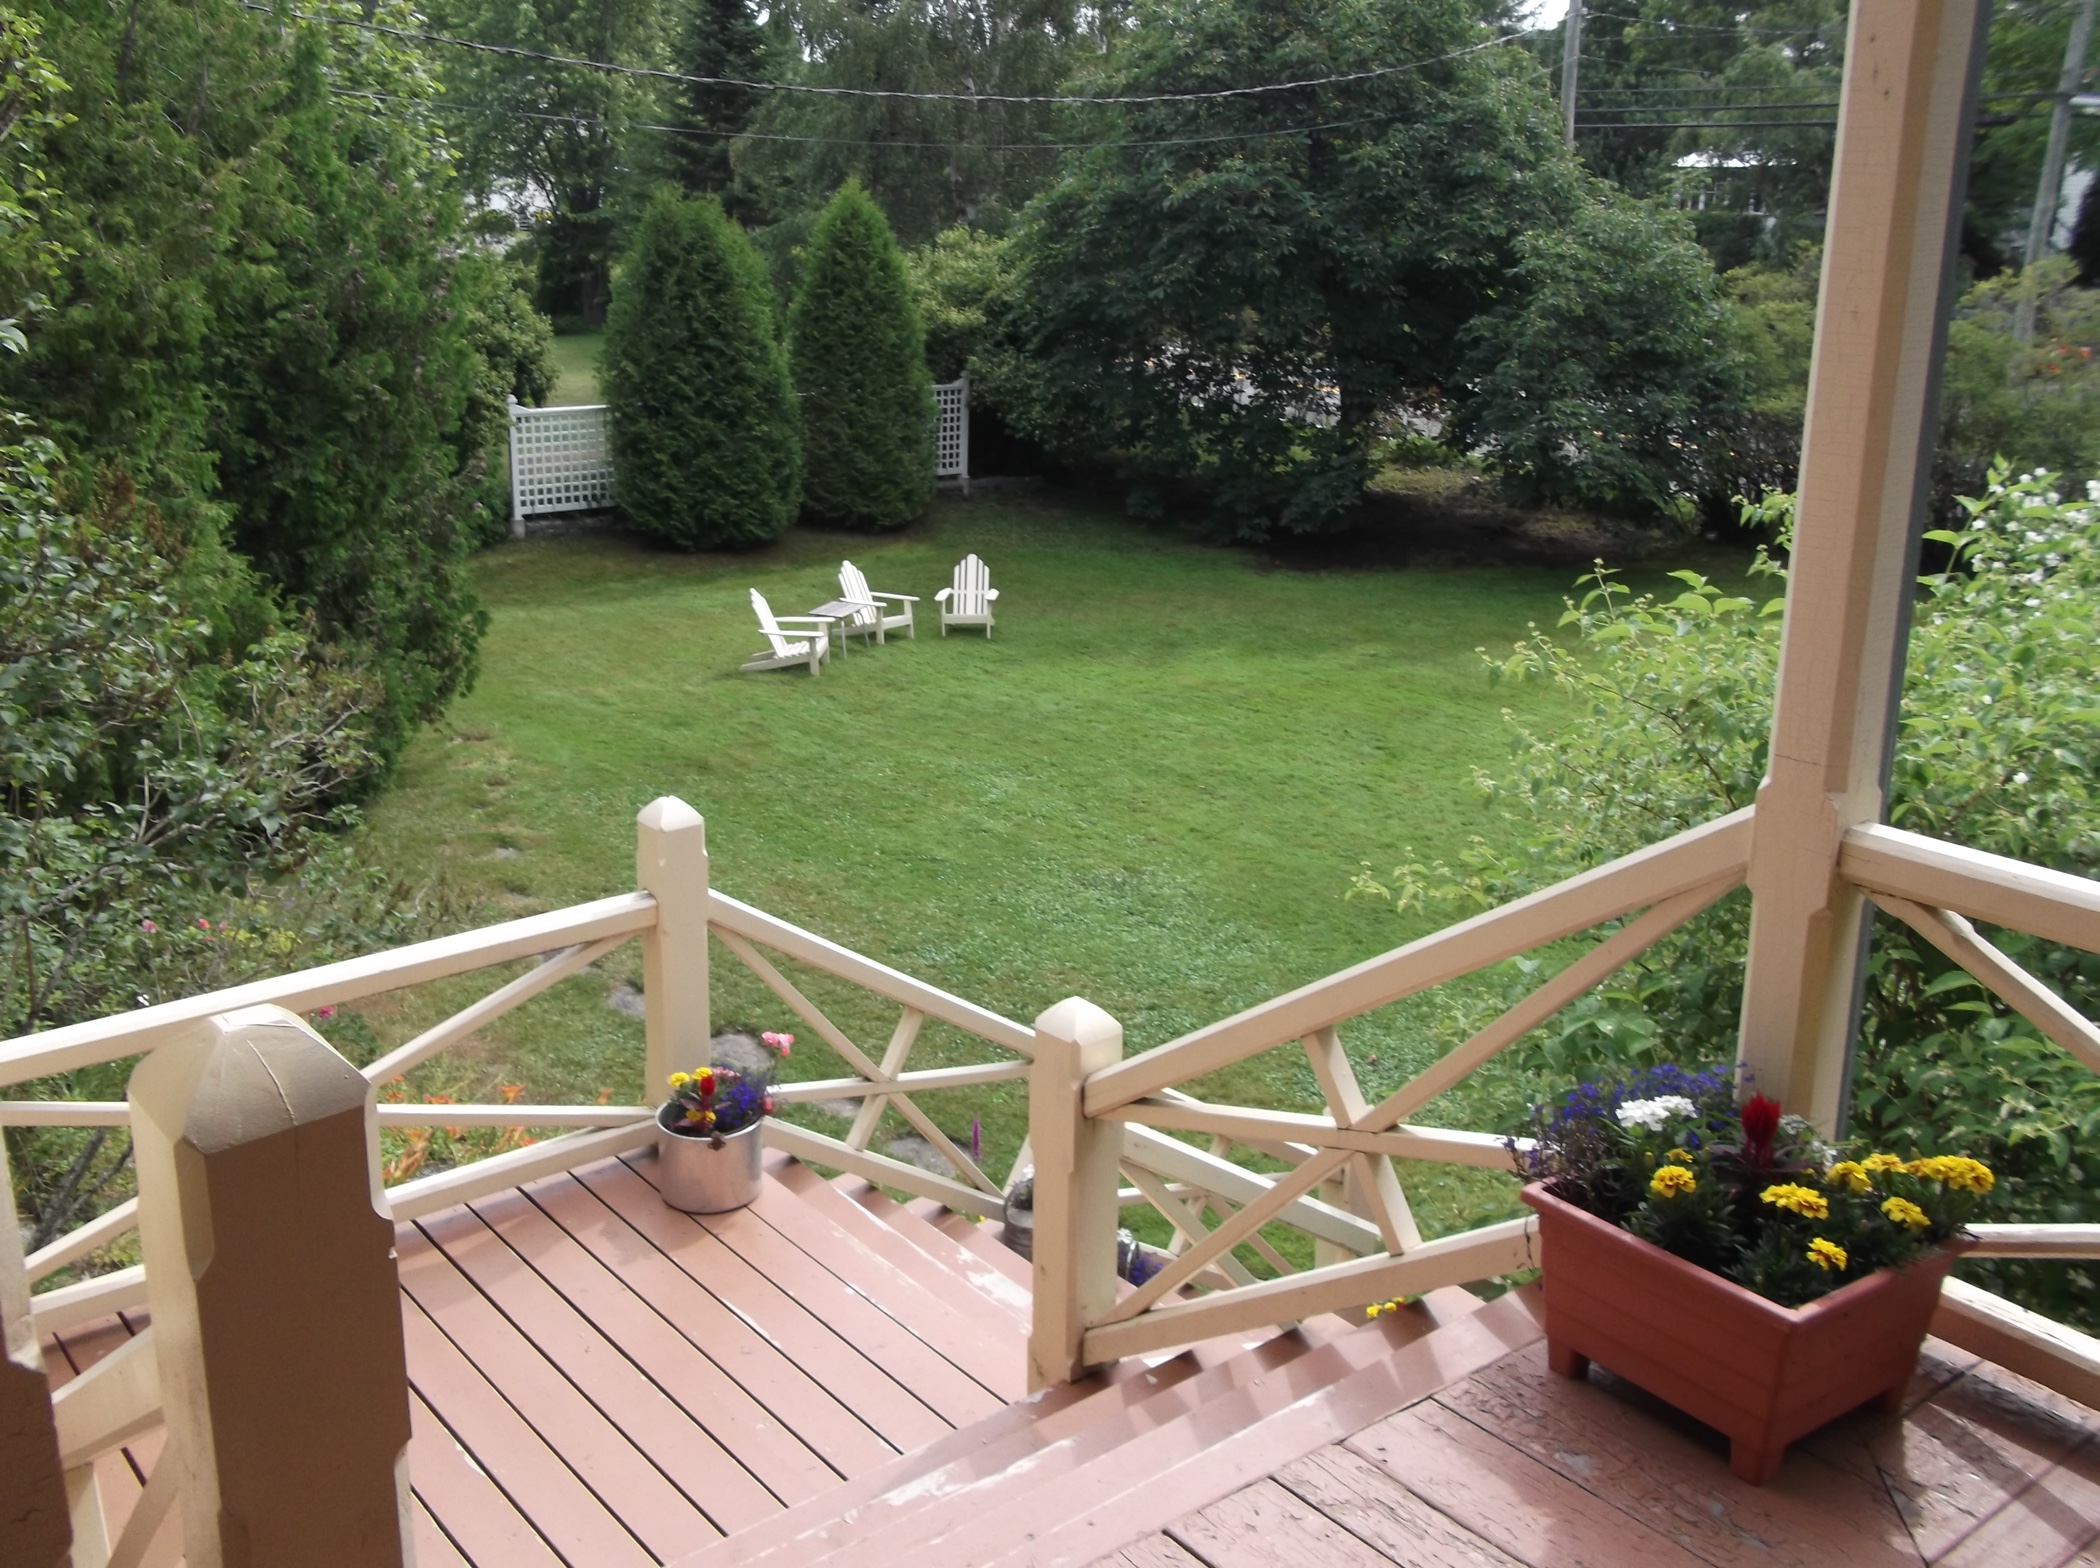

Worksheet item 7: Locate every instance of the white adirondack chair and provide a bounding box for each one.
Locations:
[741,589,832,676]
[934,553,999,637]
[831,559,918,645]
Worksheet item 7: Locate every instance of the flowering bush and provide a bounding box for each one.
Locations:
[664,1032,791,1144]
[1521,1066,1991,1308]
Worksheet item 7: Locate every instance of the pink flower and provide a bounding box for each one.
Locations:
[761,1031,793,1057]
[196,917,211,930]
[313,1005,337,1021]
[138,918,157,934]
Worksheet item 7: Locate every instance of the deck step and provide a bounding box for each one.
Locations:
[670,1281,1530,1568]
[840,1180,1035,1307]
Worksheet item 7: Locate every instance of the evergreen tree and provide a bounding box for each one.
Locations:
[669,0,770,211]
[603,194,800,548]
[789,181,934,529]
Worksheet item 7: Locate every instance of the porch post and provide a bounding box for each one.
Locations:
[0,1140,70,1568]
[1737,0,1989,1132]
[1027,997,1124,1392]
[637,796,712,1102]
[129,1005,412,1567]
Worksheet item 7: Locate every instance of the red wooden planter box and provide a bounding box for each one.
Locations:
[1520,1181,1969,1483]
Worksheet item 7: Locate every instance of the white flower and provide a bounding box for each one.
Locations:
[1615,1095,1696,1132]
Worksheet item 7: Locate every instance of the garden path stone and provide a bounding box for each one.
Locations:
[885,1136,950,1174]
[709,1033,772,1075]
[606,982,645,1020]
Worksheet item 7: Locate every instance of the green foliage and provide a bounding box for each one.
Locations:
[1006,0,1600,537]
[1455,193,1749,516]
[458,252,558,547]
[667,0,772,211]
[1718,252,2100,522]
[789,180,934,529]
[1357,471,2100,1326]
[603,194,801,548]
[905,225,1016,382]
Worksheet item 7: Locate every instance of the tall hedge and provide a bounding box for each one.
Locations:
[789,181,935,529]
[604,195,800,548]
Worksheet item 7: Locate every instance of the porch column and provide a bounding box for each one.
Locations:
[1737,0,1989,1132]
[637,796,712,1101]
[130,1005,412,1567]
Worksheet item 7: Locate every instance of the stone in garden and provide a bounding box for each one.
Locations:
[606,982,646,1020]
[709,1032,774,1075]
[885,1135,951,1174]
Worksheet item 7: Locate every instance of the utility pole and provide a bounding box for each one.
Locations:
[2017,0,2097,343]
[1561,0,1584,148]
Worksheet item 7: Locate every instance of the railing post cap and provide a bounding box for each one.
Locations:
[637,796,704,836]
[129,1005,366,1153]
[1033,996,1122,1047]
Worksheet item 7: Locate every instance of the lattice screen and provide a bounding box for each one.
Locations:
[934,375,969,479]
[508,401,614,523]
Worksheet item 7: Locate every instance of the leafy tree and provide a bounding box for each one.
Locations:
[456,251,559,546]
[1455,192,1748,516]
[668,0,772,211]
[603,194,801,547]
[790,180,934,529]
[906,224,1017,381]
[1356,473,2100,1328]
[740,1,1087,244]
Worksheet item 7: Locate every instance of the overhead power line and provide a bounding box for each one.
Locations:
[256,5,1528,107]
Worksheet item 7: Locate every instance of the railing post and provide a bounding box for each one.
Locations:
[637,796,711,1101]
[128,1004,411,1566]
[507,393,526,540]
[1738,0,1988,1132]
[0,1139,71,1567]
[1027,997,1124,1392]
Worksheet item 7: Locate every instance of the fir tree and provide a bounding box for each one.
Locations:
[669,0,769,211]
[789,181,934,529]
[603,194,800,549]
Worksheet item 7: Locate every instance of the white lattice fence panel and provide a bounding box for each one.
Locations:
[934,375,970,480]
[508,400,614,522]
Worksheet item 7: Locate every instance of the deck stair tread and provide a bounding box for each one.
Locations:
[900,1193,1035,1289]
[669,1284,1521,1568]
[836,1177,1035,1307]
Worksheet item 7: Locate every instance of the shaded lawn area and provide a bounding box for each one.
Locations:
[547,331,604,404]
[353,492,1749,1250]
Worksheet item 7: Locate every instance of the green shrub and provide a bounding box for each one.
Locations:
[603,194,800,549]
[789,181,935,530]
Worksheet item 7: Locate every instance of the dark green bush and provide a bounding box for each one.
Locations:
[603,194,800,549]
[789,181,934,530]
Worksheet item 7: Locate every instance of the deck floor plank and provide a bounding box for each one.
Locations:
[1347,1399,1708,1568]
[401,1290,662,1567]
[1271,1445,1524,1567]
[408,1386,567,1568]
[1115,1537,1210,1567]
[412,1491,478,1567]
[625,1150,1020,1399]
[517,1169,902,1478]
[577,1156,993,1433]
[1432,1344,1922,1567]
[401,1223,727,1559]
[47,1313,182,1566]
[419,1201,788,1536]
[1168,1477,1398,1567]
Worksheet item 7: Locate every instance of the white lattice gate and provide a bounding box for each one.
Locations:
[507,397,614,535]
[935,373,970,493]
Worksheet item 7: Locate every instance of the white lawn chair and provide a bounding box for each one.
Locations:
[830,559,918,646]
[740,589,832,676]
[934,553,999,637]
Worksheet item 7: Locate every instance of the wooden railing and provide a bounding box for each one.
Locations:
[8,794,2100,1562]
[0,795,1039,1564]
[1025,807,2100,1393]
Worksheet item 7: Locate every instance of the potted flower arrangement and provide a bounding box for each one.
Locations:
[656,1032,791,1213]
[1516,1064,1991,1483]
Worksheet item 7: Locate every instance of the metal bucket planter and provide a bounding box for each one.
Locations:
[1521,1181,1970,1483]
[656,1105,765,1213]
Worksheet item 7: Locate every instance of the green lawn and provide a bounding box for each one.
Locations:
[548,331,604,405]
[355,493,1746,1247]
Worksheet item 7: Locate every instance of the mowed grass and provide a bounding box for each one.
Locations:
[355,492,1744,1247]
[547,331,604,405]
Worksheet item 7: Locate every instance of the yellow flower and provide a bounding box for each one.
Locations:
[1881,1196,1930,1231]
[1760,1183,1830,1219]
[1863,1152,1907,1174]
[1825,1160,1871,1194]
[1364,1297,1408,1319]
[1665,1148,1694,1165]
[1649,1166,1697,1198]
[668,1071,690,1088]
[1806,1238,1849,1272]
[1908,1155,1995,1193]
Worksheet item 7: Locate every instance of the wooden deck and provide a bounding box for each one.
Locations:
[41,1151,2100,1567]
[1114,1336,2100,1568]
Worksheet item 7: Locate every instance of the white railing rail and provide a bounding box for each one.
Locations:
[1025,806,2100,1383]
